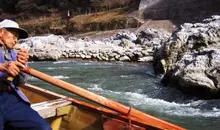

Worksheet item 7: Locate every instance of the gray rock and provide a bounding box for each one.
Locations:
[113,30,137,41]
[136,28,170,50]
[138,56,153,62]
[119,56,130,61]
[154,15,220,99]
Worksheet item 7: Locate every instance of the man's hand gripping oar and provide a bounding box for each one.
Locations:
[6,45,28,82]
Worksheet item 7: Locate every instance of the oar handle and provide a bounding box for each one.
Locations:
[22,67,185,130]
[6,61,26,82]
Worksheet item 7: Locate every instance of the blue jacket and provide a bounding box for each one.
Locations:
[0,46,29,103]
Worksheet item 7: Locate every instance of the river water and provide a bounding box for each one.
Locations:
[28,60,220,130]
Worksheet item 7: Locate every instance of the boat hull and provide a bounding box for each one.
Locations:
[20,84,159,130]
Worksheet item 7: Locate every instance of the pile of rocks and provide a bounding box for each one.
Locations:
[19,29,170,62]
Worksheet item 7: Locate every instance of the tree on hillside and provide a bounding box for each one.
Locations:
[0,0,139,15]
[0,0,18,13]
[16,0,46,13]
[90,0,102,8]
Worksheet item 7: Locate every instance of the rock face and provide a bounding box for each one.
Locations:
[139,0,220,25]
[153,15,220,99]
[19,29,170,62]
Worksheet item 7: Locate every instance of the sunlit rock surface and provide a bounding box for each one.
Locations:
[19,29,169,62]
[153,15,220,99]
[139,0,220,25]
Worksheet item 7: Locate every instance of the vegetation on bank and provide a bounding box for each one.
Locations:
[0,0,141,35]
[16,8,141,35]
[0,0,139,14]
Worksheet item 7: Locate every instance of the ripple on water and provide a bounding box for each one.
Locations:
[28,75,70,80]
[47,67,71,70]
[53,61,75,64]
[28,76,39,81]
[53,75,70,79]
[88,84,220,118]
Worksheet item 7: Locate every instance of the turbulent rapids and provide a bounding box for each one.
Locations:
[28,60,220,130]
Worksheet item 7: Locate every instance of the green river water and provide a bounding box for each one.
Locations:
[27,60,220,130]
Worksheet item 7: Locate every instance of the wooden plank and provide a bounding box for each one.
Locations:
[31,98,71,118]
[67,106,103,130]
[20,84,59,104]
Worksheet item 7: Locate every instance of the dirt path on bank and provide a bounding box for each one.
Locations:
[64,28,136,40]
[64,19,174,40]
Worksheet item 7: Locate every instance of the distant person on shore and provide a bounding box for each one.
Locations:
[0,19,51,130]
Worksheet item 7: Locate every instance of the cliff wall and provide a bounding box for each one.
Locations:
[139,0,220,25]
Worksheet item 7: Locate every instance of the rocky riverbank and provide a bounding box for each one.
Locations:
[19,29,170,62]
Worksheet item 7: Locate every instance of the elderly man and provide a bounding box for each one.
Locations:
[0,19,51,130]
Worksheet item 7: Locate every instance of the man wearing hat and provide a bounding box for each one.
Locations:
[0,19,51,130]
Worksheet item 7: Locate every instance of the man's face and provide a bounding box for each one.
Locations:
[0,28,19,49]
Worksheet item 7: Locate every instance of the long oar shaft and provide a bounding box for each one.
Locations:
[22,67,185,130]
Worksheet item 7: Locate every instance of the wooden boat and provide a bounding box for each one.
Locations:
[19,67,186,130]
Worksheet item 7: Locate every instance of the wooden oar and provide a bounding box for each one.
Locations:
[21,67,185,130]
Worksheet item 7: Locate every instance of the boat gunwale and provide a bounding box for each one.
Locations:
[22,83,157,129]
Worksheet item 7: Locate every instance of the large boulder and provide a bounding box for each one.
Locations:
[20,35,65,61]
[153,15,220,99]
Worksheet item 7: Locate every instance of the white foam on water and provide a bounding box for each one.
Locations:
[87,85,220,118]
[52,75,70,79]
[88,84,104,91]
[120,75,129,78]
[53,61,74,64]
[29,75,69,80]
[166,106,220,117]
[212,107,220,111]
[28,61,35,63]
[82,63,93,65]
[47,67,55,70]
[47,67,71,70]
[28,76,39,81]
[123,92,220,117]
